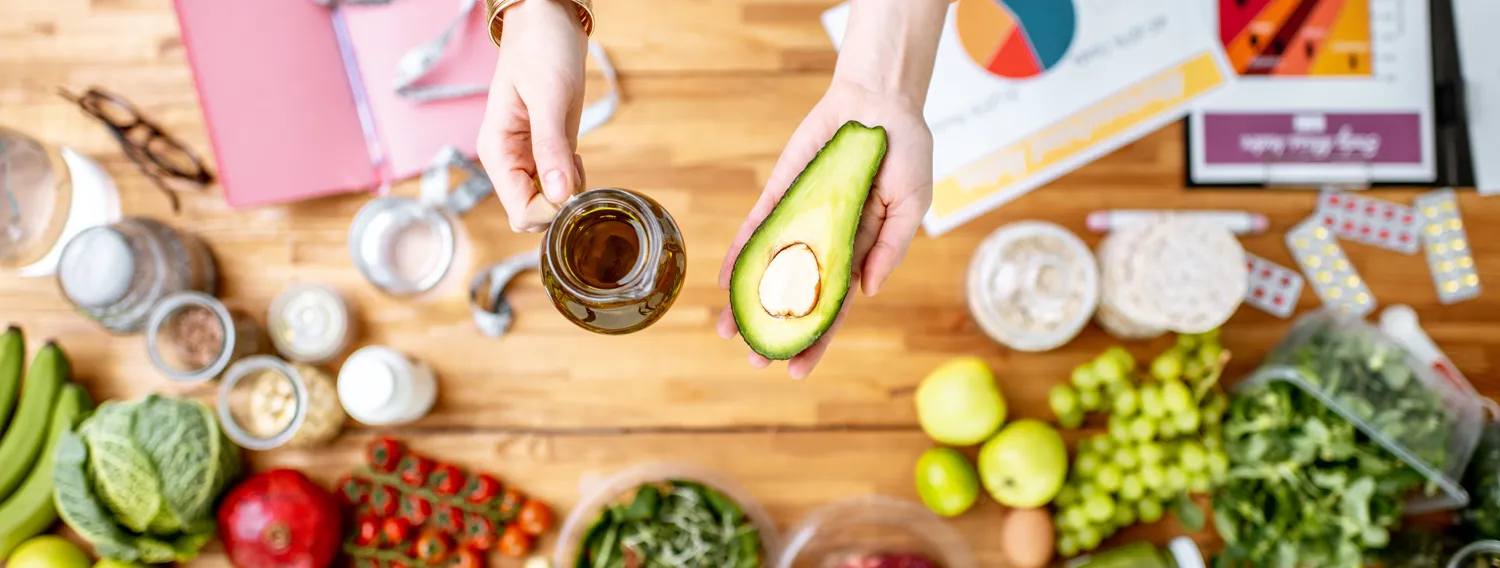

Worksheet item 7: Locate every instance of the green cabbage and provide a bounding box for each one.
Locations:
[51,395,241,564]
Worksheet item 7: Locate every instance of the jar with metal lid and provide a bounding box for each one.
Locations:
[267,282,353,364]
[56,217,218,334]
[0,125,121,277]
[217,355,346,451]
[540,187,687,335]
[145,291,264,383]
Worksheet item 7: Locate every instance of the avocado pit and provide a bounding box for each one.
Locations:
[758,242,821,318]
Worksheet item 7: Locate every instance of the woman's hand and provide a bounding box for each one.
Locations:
[476,0,588,233]
[716,0,949,380]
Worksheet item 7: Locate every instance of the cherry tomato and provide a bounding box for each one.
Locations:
[390,562,411,568]
[400,494,433,525]
[497,525,533,558]
[517,499,554,536]
[434,504,466,534]
[431,463,466,496]
[368,437,404,473]
[452,547,486,568]
[463,474,502,505]
[498,488,526,521]
[382,517,413,547]
[398,455,435,488]
[462,513,497,550]
[416,530,454,564]
[354,515,381,546]
[370,484,401,517]
[336,475,370,507]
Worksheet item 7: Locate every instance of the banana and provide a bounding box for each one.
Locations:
[0,327,22,433]
[0,383,90,560]
[0,341,67,501]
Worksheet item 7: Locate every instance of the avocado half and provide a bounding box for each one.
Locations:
[730,120,889,360]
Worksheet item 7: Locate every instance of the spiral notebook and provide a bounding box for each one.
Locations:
[173,0,499,208]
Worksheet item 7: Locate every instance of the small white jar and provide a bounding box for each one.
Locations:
[337,345,437,426]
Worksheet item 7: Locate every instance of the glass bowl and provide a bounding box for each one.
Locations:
[775,495,977,568]
[552,461,782,567]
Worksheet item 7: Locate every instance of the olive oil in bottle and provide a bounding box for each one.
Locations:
[540,188,686,334]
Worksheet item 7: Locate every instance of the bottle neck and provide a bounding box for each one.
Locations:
[545,188,663,304]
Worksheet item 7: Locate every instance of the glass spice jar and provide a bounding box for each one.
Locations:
[217,355,346,451]
[145,291,264,383]
[539,188,686,334]
[56,217,218,334]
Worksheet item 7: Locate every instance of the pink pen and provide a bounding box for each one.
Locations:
[1085,210,1269,236]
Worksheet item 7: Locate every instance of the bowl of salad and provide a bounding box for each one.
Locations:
[553,462,781,568]
[774,495,976,568]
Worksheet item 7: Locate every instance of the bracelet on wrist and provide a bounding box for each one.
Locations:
[486,0,594,48]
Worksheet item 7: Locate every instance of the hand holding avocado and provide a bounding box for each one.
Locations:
[717,0,947,379]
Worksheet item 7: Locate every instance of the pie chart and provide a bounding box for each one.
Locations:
[956,0,1077,79]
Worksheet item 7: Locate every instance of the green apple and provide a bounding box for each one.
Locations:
[96,560,148,568]
[8,536,91,568]
[914,447,980,517]
[915,356,1006,445]
[978,419,1069,508]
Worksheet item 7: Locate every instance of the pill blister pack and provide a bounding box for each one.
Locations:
[1285,218,1376,317]
[1244,253,1303,319]
[1316,190,1421,255]
[1414,189,1482,305]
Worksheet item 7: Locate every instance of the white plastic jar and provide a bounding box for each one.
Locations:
[337,345,437,426]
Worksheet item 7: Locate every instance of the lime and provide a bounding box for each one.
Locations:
[9,536,91,568]
[914,447,980,517]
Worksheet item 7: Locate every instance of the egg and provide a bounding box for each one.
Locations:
[999,507,1055,568]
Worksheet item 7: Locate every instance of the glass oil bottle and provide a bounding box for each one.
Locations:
[540,188,686,334]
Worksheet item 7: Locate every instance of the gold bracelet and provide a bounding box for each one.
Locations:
[487,0,594,48]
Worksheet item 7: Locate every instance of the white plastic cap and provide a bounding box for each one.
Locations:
[338,348,398,420]
[1167,537,1206,568]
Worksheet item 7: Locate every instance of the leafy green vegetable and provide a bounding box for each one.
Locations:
[576,480,762,568]
[51,395,241,564]
[1461,421,1500,539]
[1212,380,1433,568]
[1171,493,1205,531]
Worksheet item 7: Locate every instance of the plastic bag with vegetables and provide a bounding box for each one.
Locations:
[1463,415,1500,539]
[51,395,242,564]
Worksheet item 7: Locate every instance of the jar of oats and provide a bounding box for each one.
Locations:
[217,355,346,451]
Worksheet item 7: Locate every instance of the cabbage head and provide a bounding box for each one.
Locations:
[51,394,241,564]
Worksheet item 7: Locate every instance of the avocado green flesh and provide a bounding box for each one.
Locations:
[730,120,889,360]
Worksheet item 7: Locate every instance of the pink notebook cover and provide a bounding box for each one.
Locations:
[173,0,496,208]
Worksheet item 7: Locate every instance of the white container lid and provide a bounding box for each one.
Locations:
[338,346,403,423]
[268,282,350,364]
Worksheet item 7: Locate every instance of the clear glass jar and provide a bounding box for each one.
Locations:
[540,188,686,334]
[56,217,218,334]
[1447,540,1500,568]
[0,126,120,277]
[217,355,346,451]
[775,496,976,568]
[1065,538,1204,568]
[145,291,264,383]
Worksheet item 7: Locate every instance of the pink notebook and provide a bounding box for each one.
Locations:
[173,0,497,208]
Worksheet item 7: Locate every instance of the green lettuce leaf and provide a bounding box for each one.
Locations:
[131,395,230,533]
[52,431,143,564]
[80,402,164,534]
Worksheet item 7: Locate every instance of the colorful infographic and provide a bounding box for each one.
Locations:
[1220,0,1373,76]
[956,0,1077,79]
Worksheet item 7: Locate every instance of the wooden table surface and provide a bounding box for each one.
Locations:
[3,0,1498,566]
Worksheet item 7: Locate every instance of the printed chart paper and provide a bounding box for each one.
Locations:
[1188,0,1436,185]
[821,0,1234,236]
[1453,0,1500,194]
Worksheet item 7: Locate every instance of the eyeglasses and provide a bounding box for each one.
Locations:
[58,87,214,213]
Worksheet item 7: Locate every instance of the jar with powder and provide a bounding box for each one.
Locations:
[217,355,346,451]
[966,221,1100,352]
[145,291,264,383]
[267,282,353,365]
[56,217,218,334]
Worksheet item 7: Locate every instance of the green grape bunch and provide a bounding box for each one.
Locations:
[1046,331,1232,558]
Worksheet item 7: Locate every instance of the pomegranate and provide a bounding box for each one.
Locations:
[218,469,344,568]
